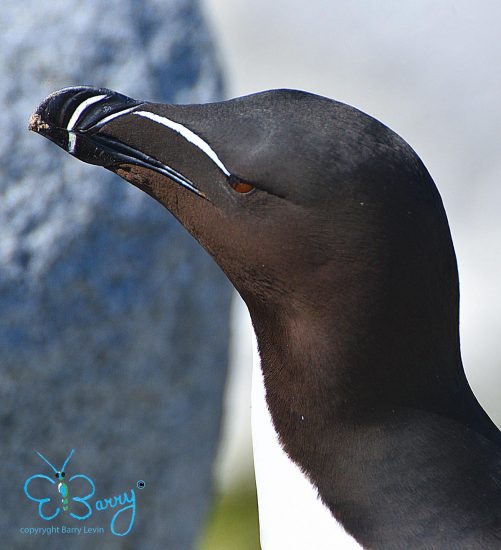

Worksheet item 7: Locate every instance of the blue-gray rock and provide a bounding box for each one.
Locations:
[0,1,231,548]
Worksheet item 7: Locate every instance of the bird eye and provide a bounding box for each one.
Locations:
[229,177,254,194]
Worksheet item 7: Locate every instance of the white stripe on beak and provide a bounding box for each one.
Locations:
[66,94,107,153]
[92,106,139,130]
[67,94,107,131]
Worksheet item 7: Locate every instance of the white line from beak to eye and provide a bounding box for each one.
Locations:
[134,110,231,177]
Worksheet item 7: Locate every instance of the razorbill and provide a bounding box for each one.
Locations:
[29,87,501,549]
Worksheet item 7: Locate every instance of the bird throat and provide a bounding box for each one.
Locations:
[251,331,361,549]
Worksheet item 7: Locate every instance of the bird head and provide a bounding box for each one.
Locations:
[30,87,454,322]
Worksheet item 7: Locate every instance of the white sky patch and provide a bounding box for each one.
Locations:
[134,110,230,176]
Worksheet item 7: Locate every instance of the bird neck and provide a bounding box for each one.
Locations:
[246,254,498,469]
[249,278,461,423]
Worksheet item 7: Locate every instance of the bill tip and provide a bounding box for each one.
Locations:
[28,111,49,133]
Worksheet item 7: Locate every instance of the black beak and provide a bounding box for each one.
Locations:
[29,86,208,198]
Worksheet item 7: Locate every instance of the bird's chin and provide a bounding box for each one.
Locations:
[113,164,166,199]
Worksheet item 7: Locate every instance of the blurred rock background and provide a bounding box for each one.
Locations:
[0,1,232,549]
